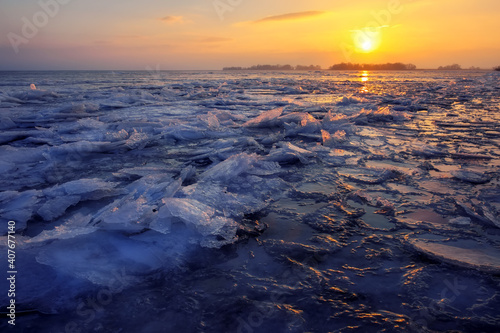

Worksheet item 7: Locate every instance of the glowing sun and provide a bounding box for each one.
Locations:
[352,28,381,53]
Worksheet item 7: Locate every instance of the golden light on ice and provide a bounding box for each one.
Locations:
[361,71,369,82]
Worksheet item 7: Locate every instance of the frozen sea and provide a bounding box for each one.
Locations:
[0,70,499,332]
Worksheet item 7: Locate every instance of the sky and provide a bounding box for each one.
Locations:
[0,0,499,70]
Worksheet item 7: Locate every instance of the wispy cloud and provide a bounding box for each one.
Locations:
[199,37,232,43]
[253,11,326,24]
[160,16,185,24]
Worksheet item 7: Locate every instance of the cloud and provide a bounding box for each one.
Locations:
[199,37,232,43]
[93,40,112,45]
[253,11,326,24]
[160,16,185,24]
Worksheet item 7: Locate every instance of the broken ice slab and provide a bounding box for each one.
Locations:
[351,107,411,125]
[200,152,260,181]
[338,167,404,185]
[399,209,449,226]
[450,170,491,184]
[243,107,283,128]
[456,201,500,229]
[266,142,315,164]
[449,152,493,160]
[412,144,448,158]
[408,238,500,274]
[448,217,472,226]
[0,190,40,231]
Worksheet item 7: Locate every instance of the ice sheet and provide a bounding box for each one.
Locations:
[1,70,499,332]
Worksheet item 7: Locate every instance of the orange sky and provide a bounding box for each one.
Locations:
[1,0,499,69]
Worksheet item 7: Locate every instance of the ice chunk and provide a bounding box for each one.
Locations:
[260,132,285,145]
[124,129,152,150]
[197,112,221,129]
[26,214,96,244]
[54,102,100,114]
[352,107,411,125]
[0,190,40,231]
[0,145,46,164]
[13,88,60,101]
[456,201,500,228]
[408,238,500,274]
[149,208,173,234]
[100,101,129,109]
[451,170,491,184]
[41,178,120,200]
[106,129,130,142]
[36,179,121,221]
[283,113,321,136]
[450,152,493,160]
[212,137,264,151]
[160,198,214,233]
[266,142,315,164]
[151,198,239,247]
[321,129,347,147]
[93,176,180,232]
[0,117,16,130]
[279,112,320,128]
[0,94,24,105]
[113,166,178,179]
[64,179,119,198]
[278,112,312,124]
[95,196,156,232]
[246,160,281,176]
[323,111,349,126]
[201,153,257,181]
[199,216,238,248]
[243,107,283,128]
[37,195,81,221]
[341,167,402,185]
[449,217,472,226]
[185,182,266,218]
[335,95,368,105]
[179,165,196,183]
[44,141,124,157]
[76,118,106,129]
[412,144,447,158]
[165,124,210,141]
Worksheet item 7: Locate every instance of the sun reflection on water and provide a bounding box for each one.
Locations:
[360,71,369,93]
[361,71,369,82]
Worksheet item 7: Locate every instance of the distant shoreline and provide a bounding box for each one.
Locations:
[221,68,490,72]
[0,68,495,72]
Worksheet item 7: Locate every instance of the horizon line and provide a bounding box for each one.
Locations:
[0,68,495,72]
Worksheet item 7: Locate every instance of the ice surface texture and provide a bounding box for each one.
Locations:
[0,70,499,332]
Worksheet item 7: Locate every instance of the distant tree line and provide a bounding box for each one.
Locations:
[222,64,322,71]
[437,64,462,70]
[494,66,500,71]
[295,65,322,70]
[328,62,417,70]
